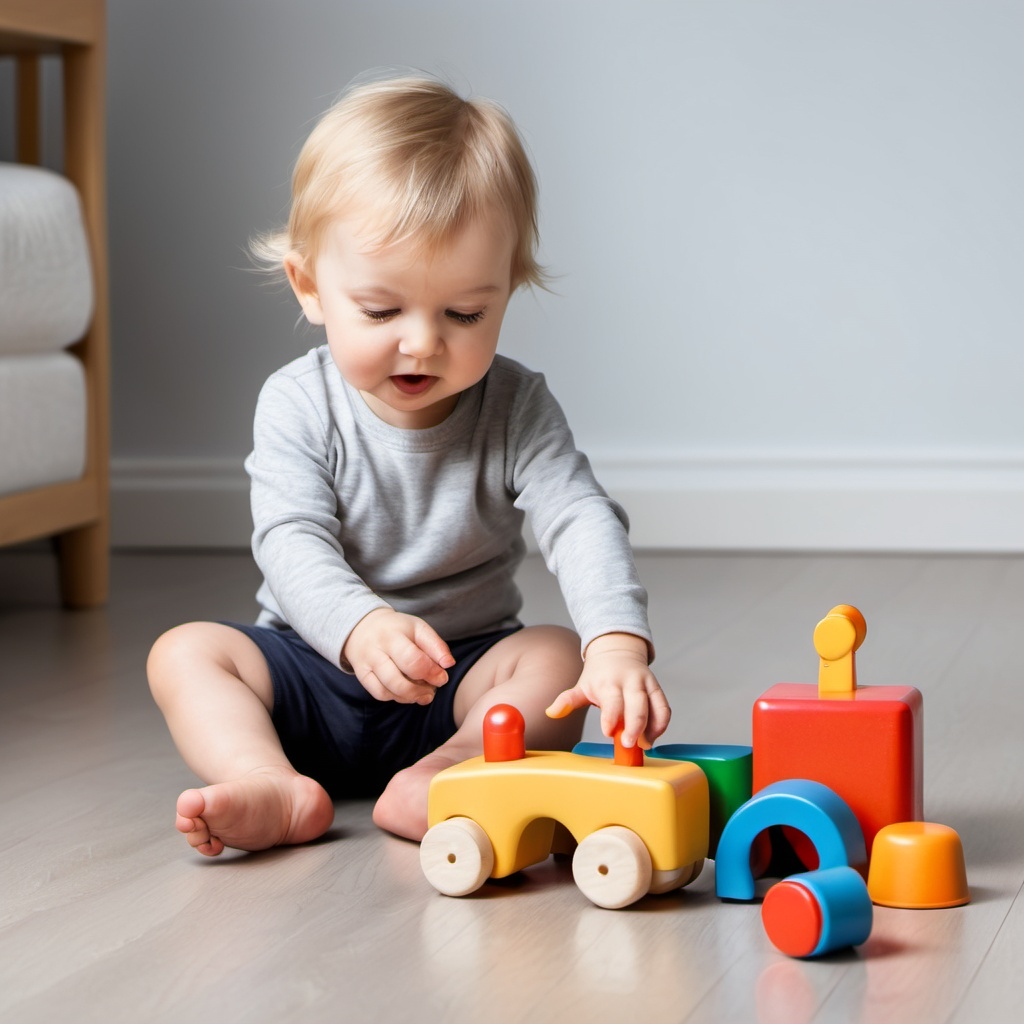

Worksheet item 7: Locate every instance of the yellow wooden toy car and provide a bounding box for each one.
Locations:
[420,704,709,909]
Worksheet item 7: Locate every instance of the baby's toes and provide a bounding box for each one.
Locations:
[176,788,206,820]
[176,811,201,834]
[195,834,225,857]
[177,812,210,843]
[180,816,223,856]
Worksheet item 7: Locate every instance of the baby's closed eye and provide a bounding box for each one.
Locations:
[445,309,486,324]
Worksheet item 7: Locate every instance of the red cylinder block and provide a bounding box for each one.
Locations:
[761,880,823,958]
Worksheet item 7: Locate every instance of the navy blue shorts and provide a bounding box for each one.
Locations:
[224,622,521,799]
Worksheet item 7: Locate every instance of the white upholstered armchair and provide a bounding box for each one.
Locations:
[0,0,109,607]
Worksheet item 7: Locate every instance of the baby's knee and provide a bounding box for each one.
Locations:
[525,624,584,679]
[523,623,581,653]
[148,622,273,712]
[146,622,221,700]
[147,624,195,700]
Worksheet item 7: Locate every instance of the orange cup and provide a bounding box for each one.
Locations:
[867,822,970,909]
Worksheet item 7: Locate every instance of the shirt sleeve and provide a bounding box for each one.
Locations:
[246,374,389,666]
[507,372,655,660]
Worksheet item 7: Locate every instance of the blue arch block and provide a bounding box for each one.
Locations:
[715,779,866,901]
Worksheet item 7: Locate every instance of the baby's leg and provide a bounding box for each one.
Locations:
[148,623,334,855]
[372,625,585,840]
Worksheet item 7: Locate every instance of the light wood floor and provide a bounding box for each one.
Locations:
[1,547,1022,1023]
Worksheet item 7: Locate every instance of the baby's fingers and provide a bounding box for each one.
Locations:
[363,651,440,704]
[411,619,456,674]
[362,634,442,700]
[389,632,450,687]
[545,686,592,720]
[596,694,629,744]
[644,686,672,744]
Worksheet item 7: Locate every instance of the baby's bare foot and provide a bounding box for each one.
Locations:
[175,766,334,856]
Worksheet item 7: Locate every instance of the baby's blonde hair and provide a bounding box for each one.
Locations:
[253,75,545,291]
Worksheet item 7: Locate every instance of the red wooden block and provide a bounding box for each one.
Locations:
[752,682,923,857]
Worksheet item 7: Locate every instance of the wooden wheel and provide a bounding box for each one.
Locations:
[571,826,653,909]
[420,817,494,897]
[648,857,705,894]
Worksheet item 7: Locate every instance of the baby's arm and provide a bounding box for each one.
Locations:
[504,368,669,750]
[343,608,455,704]
[545,632,671,749]
[248,373,395,662]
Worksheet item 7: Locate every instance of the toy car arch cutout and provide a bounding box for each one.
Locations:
[714,779,867,901]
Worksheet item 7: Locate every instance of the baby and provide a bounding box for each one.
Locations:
[148,75,670,856]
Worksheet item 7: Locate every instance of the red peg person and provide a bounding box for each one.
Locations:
[483,703,526,762]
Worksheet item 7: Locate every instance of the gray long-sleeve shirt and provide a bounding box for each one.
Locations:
[245,347,652,667]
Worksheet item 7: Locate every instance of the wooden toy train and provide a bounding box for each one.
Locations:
[419,606,969,958]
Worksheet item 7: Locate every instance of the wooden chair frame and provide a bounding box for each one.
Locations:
[0,0,109,607]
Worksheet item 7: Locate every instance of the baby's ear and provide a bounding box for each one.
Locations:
[284,252,325,325]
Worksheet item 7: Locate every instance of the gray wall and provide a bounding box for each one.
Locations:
[101,0,1023,549]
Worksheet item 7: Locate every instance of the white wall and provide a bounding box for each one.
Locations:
[103,0,1024,550]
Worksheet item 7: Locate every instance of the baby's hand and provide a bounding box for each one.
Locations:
[343,608,455,704]
[545,633,671,749]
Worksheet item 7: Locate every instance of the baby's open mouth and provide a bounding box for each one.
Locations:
[391,374,435,395]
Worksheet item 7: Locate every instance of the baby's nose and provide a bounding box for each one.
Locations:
[399,323,443,358]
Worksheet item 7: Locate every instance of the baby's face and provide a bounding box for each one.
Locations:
[289,210,515,429]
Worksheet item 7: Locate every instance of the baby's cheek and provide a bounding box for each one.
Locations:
[327,340,388,389]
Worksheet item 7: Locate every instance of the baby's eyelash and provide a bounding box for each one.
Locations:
[358,308,486,324]
[446,309,486,324]
[360,308,400,322]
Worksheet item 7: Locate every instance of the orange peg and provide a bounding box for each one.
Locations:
[613,726,644,767]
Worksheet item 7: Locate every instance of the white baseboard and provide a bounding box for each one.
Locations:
[112,458,253,549]
[111,451,1024,552]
